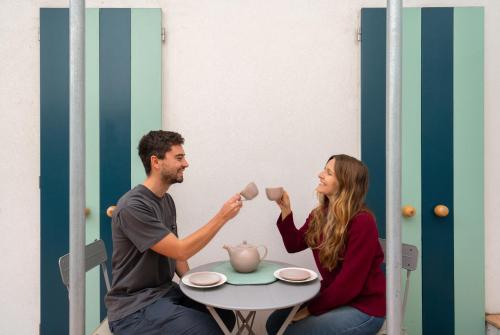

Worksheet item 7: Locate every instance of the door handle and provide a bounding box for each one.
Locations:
[434,205,449,217]
[85,207,91,217]
[402,205,416,217]
[106,205,116,218]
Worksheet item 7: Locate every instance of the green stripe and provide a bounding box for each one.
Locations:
[85,8,100,334]
[401,8,422,335]
[453,7,485,335]
[131,9,162,186]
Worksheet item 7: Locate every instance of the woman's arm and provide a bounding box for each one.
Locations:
[276,212,311,253]
[276,191,292,220]
[273,191,309,253]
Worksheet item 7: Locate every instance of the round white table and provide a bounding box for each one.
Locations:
[180,261,321,335]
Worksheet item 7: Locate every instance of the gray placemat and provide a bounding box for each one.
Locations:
[211,261,282,285]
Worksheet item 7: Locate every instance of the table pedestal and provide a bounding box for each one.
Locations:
[207,304,300,335]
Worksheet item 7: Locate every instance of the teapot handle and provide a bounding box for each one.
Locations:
[257,245,268,261]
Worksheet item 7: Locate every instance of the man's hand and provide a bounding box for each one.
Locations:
[292,307,310,323]
[276,191,292,220]
[217,194,243,222]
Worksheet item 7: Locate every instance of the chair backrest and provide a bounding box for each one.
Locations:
[378,238,418,271]
[58,239,111,292]
[378,238,419,319]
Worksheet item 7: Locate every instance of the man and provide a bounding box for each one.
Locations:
[105,130,241,334]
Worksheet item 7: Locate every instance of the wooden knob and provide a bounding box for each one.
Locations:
[402,205,416,217]
[84,207,91,217]
[434,205,449,217]
[106,205,116,218]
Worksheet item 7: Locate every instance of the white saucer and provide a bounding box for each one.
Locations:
[274,267,318,283]
[182,272,227,289]
[189,272,222,286]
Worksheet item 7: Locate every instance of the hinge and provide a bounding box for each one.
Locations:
[356,27,362,42]
[161,27,166,42]
[38,27,40,42]
[39,176,41,189]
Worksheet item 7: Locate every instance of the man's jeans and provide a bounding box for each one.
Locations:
[266,305,385,335]
[109,284,235,335]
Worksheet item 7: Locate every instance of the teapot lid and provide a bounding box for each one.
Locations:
[237,240,253,248]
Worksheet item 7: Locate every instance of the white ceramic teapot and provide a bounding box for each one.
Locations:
[223,241,268,273]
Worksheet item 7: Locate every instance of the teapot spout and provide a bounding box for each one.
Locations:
[223,244,233,253]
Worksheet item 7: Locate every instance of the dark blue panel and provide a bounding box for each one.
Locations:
[40,8,69,335]
[99,8,131,319]
[421,8,454,335]
[361,8,386,238]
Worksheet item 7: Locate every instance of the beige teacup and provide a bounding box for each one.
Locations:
[240,182,259,200]
[265,187,284,201]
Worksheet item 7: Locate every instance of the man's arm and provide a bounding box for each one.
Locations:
[175,260,190,277]
[151,194,242,261]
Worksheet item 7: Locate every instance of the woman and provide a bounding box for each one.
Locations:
[266,154,386,335]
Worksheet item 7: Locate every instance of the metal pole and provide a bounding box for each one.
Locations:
[69,0,85,334]
[386,0,403,334]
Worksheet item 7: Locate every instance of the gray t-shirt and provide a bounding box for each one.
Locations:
[105,184,177,321]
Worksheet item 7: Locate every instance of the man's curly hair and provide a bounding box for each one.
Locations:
[138,130,184,175]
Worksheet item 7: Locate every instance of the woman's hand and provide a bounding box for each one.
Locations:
[292,307,310,322]
[276,191,292,220]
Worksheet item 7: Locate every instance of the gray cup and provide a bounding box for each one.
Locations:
[240,182,259,200]
[265,187,284,201]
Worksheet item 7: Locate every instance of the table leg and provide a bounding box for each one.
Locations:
[206,306,232,335]
[276,304,301,335]
[235,311,256,335]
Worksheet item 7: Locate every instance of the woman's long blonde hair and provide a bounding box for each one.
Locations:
[305,154,370,271]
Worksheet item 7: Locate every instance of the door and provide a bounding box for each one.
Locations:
[40,8,162,334]
[361,7,484,335]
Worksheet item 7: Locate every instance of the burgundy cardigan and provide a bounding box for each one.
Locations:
[276,211,386,317]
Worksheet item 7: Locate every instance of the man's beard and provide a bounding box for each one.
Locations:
[161,170,184,185]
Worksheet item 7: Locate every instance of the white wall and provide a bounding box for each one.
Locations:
[164,0,361,270]
[1,0,499,334]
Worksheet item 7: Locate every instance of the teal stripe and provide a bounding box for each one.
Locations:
[131,9,162,186]
[401,8,422,335]
[85,8,100,335]
[99,8,131,320]
[453,7,485,335]
[360,8,386,238]
[421,8,454,335]
[40,8,70,334]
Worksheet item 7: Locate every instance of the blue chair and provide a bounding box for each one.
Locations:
[377,238,419,335]
[58,239,112,335]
